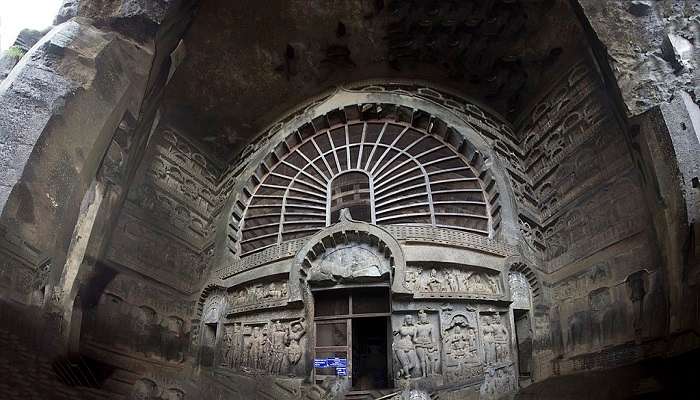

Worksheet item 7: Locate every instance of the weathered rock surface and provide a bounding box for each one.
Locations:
[0,28,51,81]
[54,0,80,24]
[0,18,152,247]
[70,0,190,43]
[577,0,699,116]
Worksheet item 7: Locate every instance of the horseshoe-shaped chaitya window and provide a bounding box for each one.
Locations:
[237,112,493,255]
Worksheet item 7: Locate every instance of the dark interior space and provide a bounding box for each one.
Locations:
[352,317,389,390]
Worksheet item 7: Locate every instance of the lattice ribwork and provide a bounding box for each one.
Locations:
[237,106,495,255]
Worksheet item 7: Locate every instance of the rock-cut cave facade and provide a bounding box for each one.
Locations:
[0,1,698,399]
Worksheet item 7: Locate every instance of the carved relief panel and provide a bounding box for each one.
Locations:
[404,264,503,300]
[307,242,391,285]
[221,317,307,377]
[84,280,190,365]
[389,305,516,398]
[226,278,289,315]
[480,313,511,367]
[392,310,442,380]
[440,309,482,384]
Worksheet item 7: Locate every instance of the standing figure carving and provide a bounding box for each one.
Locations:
[482,315,509,364]
[223,325,234,367]
[394,315,420,379]
[226,323,243,368]
[248,327,262,370]
[446,271,458,292]
[260,326,272,372]
[493,317,509,363]
[482,316,497,364]
[287,318,306,368]
[414,310,439,376]
[270,320,288,374]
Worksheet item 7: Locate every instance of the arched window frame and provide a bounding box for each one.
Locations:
[235,108,500,256]
[325,169,375,225]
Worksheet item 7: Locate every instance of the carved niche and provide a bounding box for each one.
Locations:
[440,310,482,384]
[221,317,307,377]
[404,264,503,300]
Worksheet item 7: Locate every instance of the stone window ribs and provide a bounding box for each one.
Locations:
[236,116,494,256]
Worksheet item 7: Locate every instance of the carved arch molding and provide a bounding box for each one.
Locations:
[288,209,409,300]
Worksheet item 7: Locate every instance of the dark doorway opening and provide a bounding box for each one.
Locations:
[313,287,392,389]
[514,309,533,378]
[352,316,389,390]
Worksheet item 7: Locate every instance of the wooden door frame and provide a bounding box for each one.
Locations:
[311,286,392,387]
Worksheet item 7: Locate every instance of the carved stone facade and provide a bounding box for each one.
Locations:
[0,2,697,398]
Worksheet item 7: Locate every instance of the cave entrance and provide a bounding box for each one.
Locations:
[313,286,391,390]
[514,309,533,379]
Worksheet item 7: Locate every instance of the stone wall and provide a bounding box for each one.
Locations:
[512,57,665,377]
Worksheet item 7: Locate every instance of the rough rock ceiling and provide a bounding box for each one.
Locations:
[162,0,584,161]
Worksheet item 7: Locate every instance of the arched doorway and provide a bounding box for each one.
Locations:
[313,286,392,390]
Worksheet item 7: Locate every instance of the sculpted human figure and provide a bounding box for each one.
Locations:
[493,317,509,362]
[446,325,469,359]
[255,285,266,302]
[270,320,288,374]
[248,327,262,369]
[414,310,438,376]
[234,289,246,306]
[394,315,420,378]
[405,270,418,291]
[268,282,281,299]
[487,275,499,294]
[231,323,243,368]
[287,318,306,370]
[461,272,473,292]
[427,269,442,292]
[446,270,458,292]
[223,326,234,367]
[482,316,497,364]
[467,327,478,360]
[474,274,487,293]
[260,326,272,371]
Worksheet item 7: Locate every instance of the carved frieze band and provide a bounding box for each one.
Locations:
[216,225,514,280]
[226,280,290,315]
[384,225,516,256]
[216,238,307,279]
[405,265,504,301]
